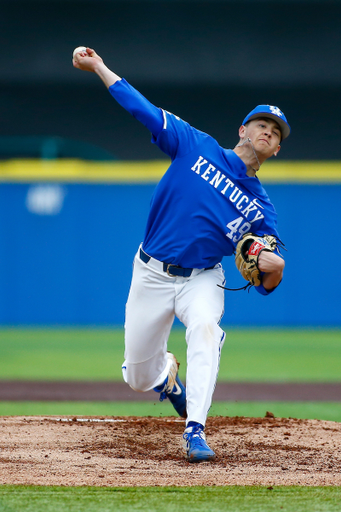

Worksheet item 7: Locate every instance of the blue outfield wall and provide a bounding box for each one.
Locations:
[0,182,339,327]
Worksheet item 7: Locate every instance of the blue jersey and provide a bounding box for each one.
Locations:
[109,80,280,288]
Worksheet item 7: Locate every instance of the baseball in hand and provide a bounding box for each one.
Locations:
[73,46,87,58]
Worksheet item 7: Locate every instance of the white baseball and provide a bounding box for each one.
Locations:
[73,46,87,58]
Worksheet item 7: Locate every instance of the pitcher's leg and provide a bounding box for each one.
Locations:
[123,254,175,391]
[176,266,225,426]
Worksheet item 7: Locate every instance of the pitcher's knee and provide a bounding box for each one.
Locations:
[122,361,156,392]
[188,318,222,342]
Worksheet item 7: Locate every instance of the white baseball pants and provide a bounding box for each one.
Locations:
[122,246,226,427]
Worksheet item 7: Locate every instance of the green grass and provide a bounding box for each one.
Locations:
[0,486,340,512]
[0,327,340,381]
[1,328,340,508]
[1,401,341,422]
[0,329,124,381]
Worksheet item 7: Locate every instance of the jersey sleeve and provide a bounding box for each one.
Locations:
[152,110,205,160]
[108,79,205,160]
[252,221,280,246]
[255,280,278,296]
[108,79,163,137]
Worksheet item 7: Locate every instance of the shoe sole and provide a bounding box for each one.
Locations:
[188,452,216,463]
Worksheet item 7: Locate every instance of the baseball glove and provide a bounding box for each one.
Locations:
[235,233,278,287]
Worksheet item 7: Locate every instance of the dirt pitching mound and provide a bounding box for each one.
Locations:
[0,415,341,487]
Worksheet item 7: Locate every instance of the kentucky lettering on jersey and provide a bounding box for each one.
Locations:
[191,155,265,225]
[141,110,279,269]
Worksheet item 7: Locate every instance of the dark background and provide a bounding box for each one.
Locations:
[0,1,340,326]
[0,0,340,160]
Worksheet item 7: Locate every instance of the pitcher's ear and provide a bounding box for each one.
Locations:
[274,145,281,157]
[239,125,246,138]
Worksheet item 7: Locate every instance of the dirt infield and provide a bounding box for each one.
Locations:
[1,415,341,487]
[2,382,341,487]
[2,381,341,401]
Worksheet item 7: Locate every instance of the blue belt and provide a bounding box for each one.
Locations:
[139,248,214,278]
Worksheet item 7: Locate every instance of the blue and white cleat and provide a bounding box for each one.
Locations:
[153,352,187,418]
[182,425,216,462]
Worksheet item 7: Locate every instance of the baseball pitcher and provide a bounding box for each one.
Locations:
[73,47,289,462]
